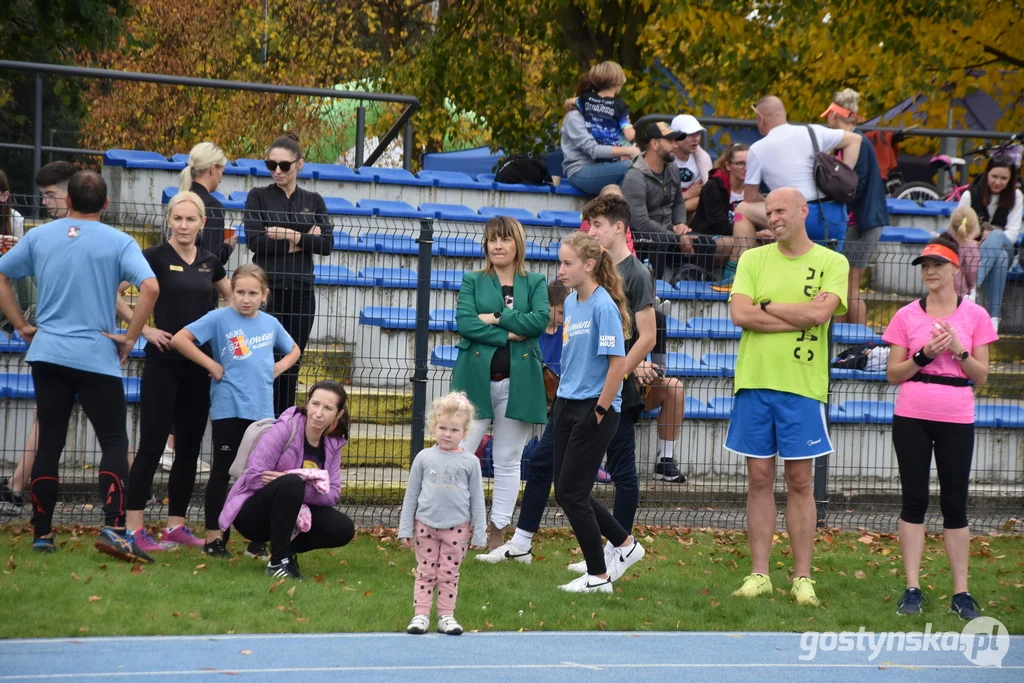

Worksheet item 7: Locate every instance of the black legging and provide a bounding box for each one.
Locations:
[552,397,629,575]
[29,362,129,537]
[207,418,254,530]
[266,286,315,417]
[232,474,355,562]
[127,356,210,516]
[892,415,974,529]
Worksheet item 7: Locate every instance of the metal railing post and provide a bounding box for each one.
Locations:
[355,105,366,168]
[409,219,435,462]
[32,75,43,215]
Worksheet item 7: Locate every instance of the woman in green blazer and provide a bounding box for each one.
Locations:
[451,216,550,550]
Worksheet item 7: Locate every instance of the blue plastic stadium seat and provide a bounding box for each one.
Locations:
[701,353,737,376]
[313,265,367,286]
[0,373,34,399]
[655,280,684,301]
[664,316,691,339]
[830,368,887,381]
[123,377,142,403]
[1008,266,1024,282]
[641,406,661,419]
[360,232,419,255]
[160,186,177,204]
[430,345,459,368]
[537,210,583,227]
[431,269,466,291]
[233,224,246,245]
[686,397,713,419]
[975,404,1024,428]
[418,203,487,222]
[554,183,587,197]
[476,174,497,184]
[324,197,373,216]
[360,267,417,289]
[235,158,313,179]
[886,198,946,217]
[359,307,450,331]
[435,237,484,258]
[840,400,894,424]
[829,403,856,423]
[170,154,189,163]
[879,226,934,244]
[217,191,244,211]
[304,163,365,182]
[476,206,554,226]
[356,200,424,219]
[671,281,729,302]
[0,332,29,354]
[664,353,724,378]
[104,150,184,171]
[331,231,370,251]
[418,171,492,191]
[686,317,742,339]
[706,397,734,420]
[222,162,252,176]
[493,180,552,195]
[923,200,957,217]
[356,167,433,187]
[832,323,883,345]
[524,241,559,261]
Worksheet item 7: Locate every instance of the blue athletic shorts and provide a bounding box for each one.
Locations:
[725,389,833,459]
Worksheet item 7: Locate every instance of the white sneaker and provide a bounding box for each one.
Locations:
[437,615,463,635]
[476,540,532,564]
[159,448,174,472]
[558,573,612,593]
[967,289,977,303]
[607,539,646,582]
[196,460,211,474]
[567,540,614,573]
[991,317,1000,334]
[406,614,429,634]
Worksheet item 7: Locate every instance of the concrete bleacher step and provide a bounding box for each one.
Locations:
[298,343,355,385]
[346,386,413,426]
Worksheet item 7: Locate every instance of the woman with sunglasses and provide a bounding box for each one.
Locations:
[958,156,1022,333]
[243,132,333,416]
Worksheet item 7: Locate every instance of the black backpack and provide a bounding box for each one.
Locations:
[832,342,880,370]
[494,153,551,185]
[669,263,715,284]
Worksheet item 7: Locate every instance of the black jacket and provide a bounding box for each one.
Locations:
[689,170,734,237]
[190,182,234,265]
[243,184,333,289]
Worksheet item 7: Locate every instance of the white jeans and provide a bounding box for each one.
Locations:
[461,379,533,529]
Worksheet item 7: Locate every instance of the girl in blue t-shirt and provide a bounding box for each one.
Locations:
[551,232,644,594]
[171,263,300,557]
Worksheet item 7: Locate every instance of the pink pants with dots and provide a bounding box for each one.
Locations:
[413,520,470,616]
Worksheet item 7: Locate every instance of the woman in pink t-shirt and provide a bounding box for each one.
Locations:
[882,233,998,620]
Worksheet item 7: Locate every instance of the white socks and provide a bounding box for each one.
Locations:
[658,439,675,461]
[991,317,1000,333]
[511,528,534,549]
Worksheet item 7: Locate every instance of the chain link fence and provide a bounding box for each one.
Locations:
[1,196,1022,533]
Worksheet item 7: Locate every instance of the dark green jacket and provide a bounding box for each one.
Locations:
[450,270,550,423]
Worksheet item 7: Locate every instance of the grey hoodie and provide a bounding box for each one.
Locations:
[561,110,616,178]
[621,153,687,238]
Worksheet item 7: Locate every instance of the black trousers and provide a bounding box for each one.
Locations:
[29,362,129,537]
[892,415,974,529]
[552,397,629,575]
[127,355,211,516]
[232,474,355,562]
[266,285,315,417]
[207,418,254,530]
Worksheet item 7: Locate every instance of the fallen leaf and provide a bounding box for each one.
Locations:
[79,627,89,632]
[195,563,207,570]
[172,612,181,617]
[854,570,867,579]
[287,586,296,597]
[130,564,145,574]
[363,590,372,597]
[599,621,607,631]
[858,535,874,545]
[268,578,285,594]
[240,650,252,655]
[296,617,308,623]
[70,573,80,581]
[7,556,14,571]
[710,599,721,608]
[88,595,101,602]
[313,574,325,583]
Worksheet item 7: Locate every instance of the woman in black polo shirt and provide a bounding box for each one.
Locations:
[119,191,231,552]
[179,141,235,266]
[243,132,333,416]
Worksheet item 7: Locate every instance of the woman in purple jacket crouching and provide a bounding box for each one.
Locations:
[219,380,355,580]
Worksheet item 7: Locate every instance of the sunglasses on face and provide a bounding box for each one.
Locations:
[265,159,297,173]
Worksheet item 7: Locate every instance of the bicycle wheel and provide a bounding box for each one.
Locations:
[893,181,941,201]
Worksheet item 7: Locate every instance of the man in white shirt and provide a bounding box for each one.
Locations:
[670,114,714,214]
[731,97,862,270]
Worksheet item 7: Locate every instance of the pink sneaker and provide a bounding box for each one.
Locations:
[161,525,206,548]
[131,527,169,552]
[596,468,612,484]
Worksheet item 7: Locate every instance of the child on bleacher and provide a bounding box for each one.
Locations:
[399,392,486,636]
[566,62,636,147]
[948,206,981,299]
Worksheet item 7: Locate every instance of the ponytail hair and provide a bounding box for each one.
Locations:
[178,141,228,192]
[948,206,980,243]
[562,232,632,340]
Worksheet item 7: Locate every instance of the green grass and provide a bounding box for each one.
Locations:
[1,524,1020,638]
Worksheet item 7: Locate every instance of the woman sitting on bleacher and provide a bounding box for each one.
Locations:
[882,233,997,620]
[958,156,1022,333]
[451,217,550,551]
[179,141,235,267]
[243,132,333,416]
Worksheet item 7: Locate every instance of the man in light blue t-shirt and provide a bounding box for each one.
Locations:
[0,171,159,563]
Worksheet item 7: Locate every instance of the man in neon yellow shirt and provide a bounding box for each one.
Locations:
[726,187,849,607]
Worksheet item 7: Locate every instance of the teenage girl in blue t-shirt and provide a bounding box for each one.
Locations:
[172,263,300,557]
[551,232,645,594]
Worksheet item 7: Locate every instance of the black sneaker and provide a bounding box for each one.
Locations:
[896,587,928,615]
[653,458,686,483]
[266,556,304,581]
[951,592,982,620]
[245,541,269,560]
[203,538,232,558]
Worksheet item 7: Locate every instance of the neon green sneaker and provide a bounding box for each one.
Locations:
[792,577,820,606]
[732,573,773,598]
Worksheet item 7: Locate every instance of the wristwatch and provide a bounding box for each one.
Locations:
[493,310,502,320]
[760,300,771,313]
[595,404,608,416]
[956,349,969,362]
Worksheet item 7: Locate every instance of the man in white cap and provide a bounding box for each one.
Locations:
[670,114,714,214]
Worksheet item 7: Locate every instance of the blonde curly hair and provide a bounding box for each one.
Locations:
[427,391,476,434]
